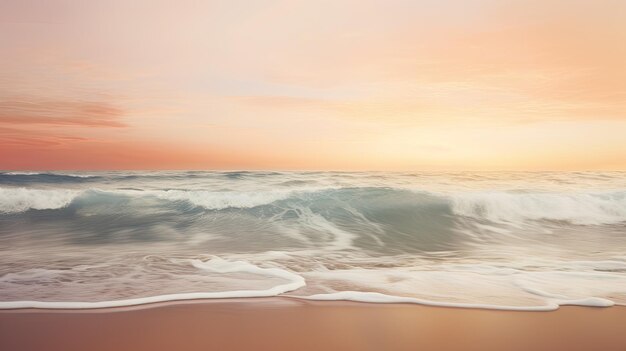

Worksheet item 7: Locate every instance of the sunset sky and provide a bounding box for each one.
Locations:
[1,0,625,170]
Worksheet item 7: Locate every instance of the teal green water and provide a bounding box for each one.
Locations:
[1,171,625,309]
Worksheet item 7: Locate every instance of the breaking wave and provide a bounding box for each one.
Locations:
[1,171,625,310]
[450,191,626,225]
[1,186,625,226]
[0,188,80,213]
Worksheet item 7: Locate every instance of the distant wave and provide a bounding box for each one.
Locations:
[3,172,44,176]
[0,187,298,214]
[0,188,80,213]
[1,186,625,226]
[0,171,287,183]
[0,172,101,185]
[2,171,98,178]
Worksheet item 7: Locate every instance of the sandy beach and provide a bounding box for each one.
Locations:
[1,298,625,351]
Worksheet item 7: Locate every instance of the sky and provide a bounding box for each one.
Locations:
[1,0,625,170]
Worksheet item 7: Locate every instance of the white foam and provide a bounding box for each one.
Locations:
[1,257,623,311]
[154,189,293,210]
[513,271,624,307]
[0,257,305,309]
[4,171,44,175]
[3,171,97,178]
[295,263,625,310]
[564,260,626,271]
[299,291,559,311]
[0,187,294,213]
[450,191,626,225]
[285,205,357,250]
[555,297,614,307]
[57,173,99,178]
[4,185,626,225]
[0,188,80,213]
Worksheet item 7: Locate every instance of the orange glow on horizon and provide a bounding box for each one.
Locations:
[1,0,625,170]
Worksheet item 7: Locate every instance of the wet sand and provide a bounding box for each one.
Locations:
[1,298,625,351]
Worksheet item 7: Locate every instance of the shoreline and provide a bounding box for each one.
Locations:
[0,294,623,312]
[2,297,625,351]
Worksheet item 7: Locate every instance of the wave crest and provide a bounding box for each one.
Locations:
[0,188,80,213]
[450,191,626,225]
[1,186,625,226]
[155,189,293,210]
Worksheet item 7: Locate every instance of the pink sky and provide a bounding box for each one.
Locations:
[1,0,625,170]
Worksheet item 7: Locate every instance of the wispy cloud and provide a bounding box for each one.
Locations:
[0,126,89,148]
[0,98,126,128]
[0,0,624,170]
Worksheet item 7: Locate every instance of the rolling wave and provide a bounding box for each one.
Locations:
[1,171,625,310]
[1,186,625,226]
[0,188,80,213]
[0,172,101,185]
[450,191,626,225]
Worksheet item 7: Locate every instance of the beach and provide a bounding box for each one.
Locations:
[2,171,625,350]
[1,298,625,351]
[3,0,625,349]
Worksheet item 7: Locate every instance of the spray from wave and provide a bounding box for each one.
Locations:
[2,186,625,226]
[1,171,625,310]
[450,191,626,225]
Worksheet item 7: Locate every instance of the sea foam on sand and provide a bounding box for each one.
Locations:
[0,257,620,311]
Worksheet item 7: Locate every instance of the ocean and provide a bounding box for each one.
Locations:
[1,171,625,310]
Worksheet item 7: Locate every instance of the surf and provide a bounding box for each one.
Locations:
[1,171,625,310]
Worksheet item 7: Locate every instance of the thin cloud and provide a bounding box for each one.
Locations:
[0,126,90,148]
[0,98,127,127]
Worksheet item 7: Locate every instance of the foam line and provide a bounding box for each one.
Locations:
[296,291,560,311]
[555,297,614,307]
[0,258,305,309]
[297,290,616,310]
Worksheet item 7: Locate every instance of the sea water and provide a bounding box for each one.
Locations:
[1,171,625,310]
